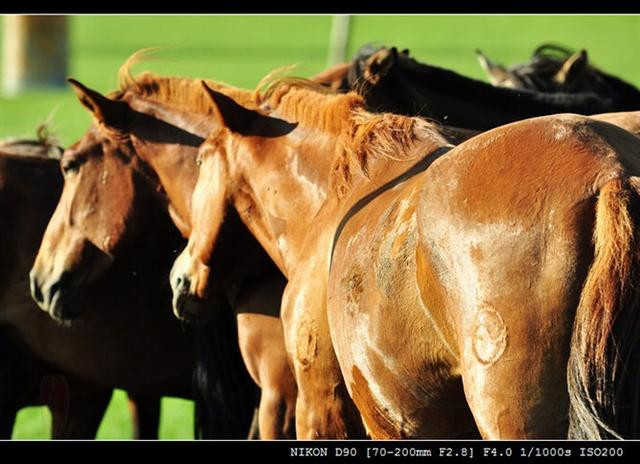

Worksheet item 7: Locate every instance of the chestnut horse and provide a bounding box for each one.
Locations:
[172,78,640,439]
[169,81,369,439]
[28,65,296,438]
[0,137,193,439]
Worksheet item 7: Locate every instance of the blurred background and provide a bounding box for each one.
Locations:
[1,14,639,439]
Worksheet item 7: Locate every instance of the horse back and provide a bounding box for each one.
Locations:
[591,111,640,139]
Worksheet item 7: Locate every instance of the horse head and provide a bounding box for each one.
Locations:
[29,79,167,321]
[170,82,295,321]
[475,45,617,96]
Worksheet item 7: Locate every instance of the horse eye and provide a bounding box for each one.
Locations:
[195,155,203,167]
[61,159,79,175]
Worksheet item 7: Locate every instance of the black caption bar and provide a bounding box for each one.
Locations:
[1,440,639,463]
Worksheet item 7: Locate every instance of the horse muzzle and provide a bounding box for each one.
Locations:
[171,273,220,322]
[29,268,81,322]
[171,273,192,320]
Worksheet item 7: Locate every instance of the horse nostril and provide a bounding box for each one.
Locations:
[174,275,191,294]
[49,281,64,299]
[50,271,68,293]
[29,270,44,305]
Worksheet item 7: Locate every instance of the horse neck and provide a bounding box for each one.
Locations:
[310,61,351,90]
[125,97,213,234]
[0,154,61,206]
[135,141,199,233]
[226,112,449,275]
[227,128,337,274]
[390,58,612,130]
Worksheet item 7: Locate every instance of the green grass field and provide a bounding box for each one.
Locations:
[2,16,639,146]
[11,391,194,439]
[2,14,640,439]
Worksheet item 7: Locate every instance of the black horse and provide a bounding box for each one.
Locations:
[476,43,640,108]
[340,44,638,130]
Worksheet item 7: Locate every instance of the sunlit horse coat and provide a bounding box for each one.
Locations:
[174,79,640,439]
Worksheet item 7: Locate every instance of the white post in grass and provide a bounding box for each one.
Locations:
[2,15,69,96]
[326,15,351,67]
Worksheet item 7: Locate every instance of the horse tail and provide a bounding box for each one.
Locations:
[191,298,259,439]
[568,177,640,439]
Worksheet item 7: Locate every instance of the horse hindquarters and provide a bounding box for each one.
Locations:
[415,164,598,438]
[426,200,598,438]
[328,185,480,439]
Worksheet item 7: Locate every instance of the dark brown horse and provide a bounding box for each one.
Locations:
[337,45,639,130]
[311,46,640,142]
[28,65,297,439]
[0,136,194,439]
[172,78,640,439]
[476,44,640,109]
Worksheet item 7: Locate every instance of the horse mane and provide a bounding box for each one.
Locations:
[257,75,359,134]
[257,75,448,197]
[115,49,257,113]
[35,123,59,149]
[532,43,576,59]
[0,123,63,159]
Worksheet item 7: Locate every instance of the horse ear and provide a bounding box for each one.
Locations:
[553,50,588,85]
[68,78,127,128]
[363,47,398,84]
[201,81,258,133]
[201,81,296,137]
[475,50,511,86]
